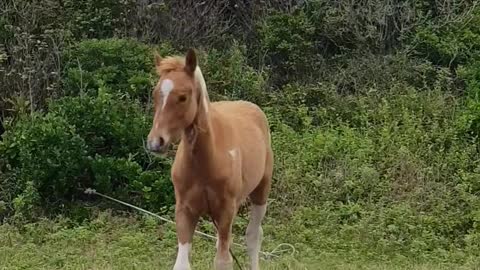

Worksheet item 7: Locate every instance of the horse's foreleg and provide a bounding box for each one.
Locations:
[173,205,199,270]
[214,202,235,270]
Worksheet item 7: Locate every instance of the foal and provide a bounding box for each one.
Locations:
[147,49,273,270]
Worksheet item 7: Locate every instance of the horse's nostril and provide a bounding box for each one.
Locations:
[148,136,166,152]
[158,137,165,147]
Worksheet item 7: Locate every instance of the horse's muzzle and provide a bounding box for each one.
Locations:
[147,136,168,154]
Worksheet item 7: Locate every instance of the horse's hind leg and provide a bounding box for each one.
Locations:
[245,202,267,270]
[246,148,273,270]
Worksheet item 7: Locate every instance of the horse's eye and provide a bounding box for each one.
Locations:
[178,95,187,103]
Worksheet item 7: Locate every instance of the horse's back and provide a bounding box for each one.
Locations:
[212,100,271,147]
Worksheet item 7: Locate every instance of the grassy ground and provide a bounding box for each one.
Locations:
[1,210,479,270]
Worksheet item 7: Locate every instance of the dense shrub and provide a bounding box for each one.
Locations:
[322,52,457,94]
[200,42,268,104]
[411,6,480,67]
[0,88,175,220]
[0,40,271,220]
[304,0,417,54]
[63,0,134,39]
[131,169,175,211]
[62,38,176,101]
[0,113,88,219]
[62,38,268,104]
[270,87,480,257]
[257,10,316,84]
[0,0,72,115]
[48,87,151,163]
[255,1,451,87]
[90,156,174,211]
[47,89,173,212]
[457,60,480,139]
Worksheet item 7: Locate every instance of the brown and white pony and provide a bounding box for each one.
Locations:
[146,49,273,270]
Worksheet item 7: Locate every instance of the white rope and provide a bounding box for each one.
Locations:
[84,188,295,260]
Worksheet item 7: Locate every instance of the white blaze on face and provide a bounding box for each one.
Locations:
[161,79,174,110]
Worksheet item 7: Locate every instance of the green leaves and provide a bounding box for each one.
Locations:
[62,38,176,101]
[0,89,173,220]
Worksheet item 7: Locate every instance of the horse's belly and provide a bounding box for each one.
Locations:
[213,100,271,201]
[239,134,267,198]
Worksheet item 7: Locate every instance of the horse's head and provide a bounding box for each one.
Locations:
[147,49,204,154]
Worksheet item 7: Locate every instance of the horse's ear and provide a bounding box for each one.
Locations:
[154,50,162,75]
[185,48,197,75]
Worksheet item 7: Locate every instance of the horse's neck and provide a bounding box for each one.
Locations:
[183,104,218,165]
[183,68,218,167]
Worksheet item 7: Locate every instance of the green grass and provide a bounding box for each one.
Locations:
[1,210,479,270]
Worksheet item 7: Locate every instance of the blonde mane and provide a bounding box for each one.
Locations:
[156,56,185,76]
[194,65,210,113]
[157,56,210,112]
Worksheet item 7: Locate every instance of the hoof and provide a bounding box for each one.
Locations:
[173,265,191,270]
[214,257,233,270]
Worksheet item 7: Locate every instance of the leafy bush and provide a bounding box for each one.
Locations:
[201,42,268,104]
[0,113,88,219]
[0,0,72,116]
[268,84,480,257]
[47,88,173,212]
[457,60,480,139]
[411,6,480,67]
[90,156,174,210]
[257,10,316,84]
[304,0,413,54]
[132,170,175,211]
[255,2,435,87]
[48,87,151,164]
[322,52,457,94]
[90,156,142,194]
[63,0,134,39]
[0,88,175,220]
[62,38,176,101]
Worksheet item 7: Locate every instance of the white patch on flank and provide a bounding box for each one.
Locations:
[161,79,174,110]
[194,66,209,113]
[228,148,237,158]
[173,242,191,270]
[246,204,267,270]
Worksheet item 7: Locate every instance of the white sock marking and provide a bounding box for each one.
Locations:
[246,204,266,270]
[161,79,174,110]
[173,242,191,270]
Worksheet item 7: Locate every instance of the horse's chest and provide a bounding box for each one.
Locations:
[172,164,240,210]
[171,149,244,212]
[172,178,233,216]
[174,153,237,181]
